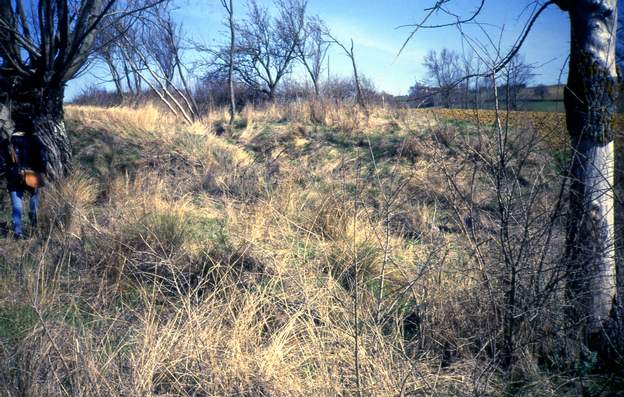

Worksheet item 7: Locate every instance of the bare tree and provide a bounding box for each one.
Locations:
[143,8,178,86]
[423,49,462,108]
[112,4,198,123]
[322,76,359,102]
[501,53,534,110]
[402,0,622,359]
[154,7,199,117]
[235,0,305,101]
[221,0,236,124]
[93,16,147,102]
[122,28,144,97]
[0,0,164,179]
[0,99,13,140]
[326,33,367,113]
[460,51,475,109]
[95,26,125,99]
[296,16,330,99]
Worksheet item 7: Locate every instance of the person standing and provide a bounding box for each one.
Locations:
[0,117,48,239]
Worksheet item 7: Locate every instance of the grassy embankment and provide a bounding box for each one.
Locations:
[0,103,620,395]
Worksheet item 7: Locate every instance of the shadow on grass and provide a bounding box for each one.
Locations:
[0,220,8,238]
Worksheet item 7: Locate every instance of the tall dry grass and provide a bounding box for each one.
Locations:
[0,102,612,396]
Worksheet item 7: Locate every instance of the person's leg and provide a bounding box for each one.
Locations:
[9,189,24,238]
[29,189,39,228]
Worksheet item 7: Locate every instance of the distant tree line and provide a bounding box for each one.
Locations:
[408,48,537,110]
[72,1,579,116]
[71,0,387,116]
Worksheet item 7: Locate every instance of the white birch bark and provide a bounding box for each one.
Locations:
[558,0,619,338]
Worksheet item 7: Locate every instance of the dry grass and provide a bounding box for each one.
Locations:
[0,102,616,396]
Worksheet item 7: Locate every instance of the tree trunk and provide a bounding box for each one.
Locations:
[11,87,71,180]
[227,0,236,125]
[349,42,367,115]
[103,54,124,99]
[442,89,451,109]
[312,78,320,99]
[268,86,276,102]
[123,59,135,97]
[562,0,619,352]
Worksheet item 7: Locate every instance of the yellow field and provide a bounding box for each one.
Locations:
[419,108,624,150]
[420,108,568,148]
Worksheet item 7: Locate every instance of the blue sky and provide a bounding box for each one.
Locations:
[66,0,571,99]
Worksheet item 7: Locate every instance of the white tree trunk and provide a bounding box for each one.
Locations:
[567,140,616,331]
[560,0,619,342]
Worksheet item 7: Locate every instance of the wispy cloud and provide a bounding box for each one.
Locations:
[324,16,426,66]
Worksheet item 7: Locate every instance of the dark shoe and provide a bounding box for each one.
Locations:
[13,233,26,241]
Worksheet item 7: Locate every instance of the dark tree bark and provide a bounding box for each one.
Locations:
[0,0,108,179]
[33,92,72,179]
[554,0,620,354]
[1,78,71,179]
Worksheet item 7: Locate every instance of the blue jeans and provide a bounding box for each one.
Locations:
[10,189,39,237]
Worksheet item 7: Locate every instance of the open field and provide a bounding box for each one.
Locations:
[420,107,624,150]
[478,101,565,113]
[416,108,569,150]
[0,103,621,396]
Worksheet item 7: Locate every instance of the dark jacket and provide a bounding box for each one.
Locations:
[0,134,48,191]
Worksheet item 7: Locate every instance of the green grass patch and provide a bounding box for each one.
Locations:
[0,305,38,345]
[440,118,470,129]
